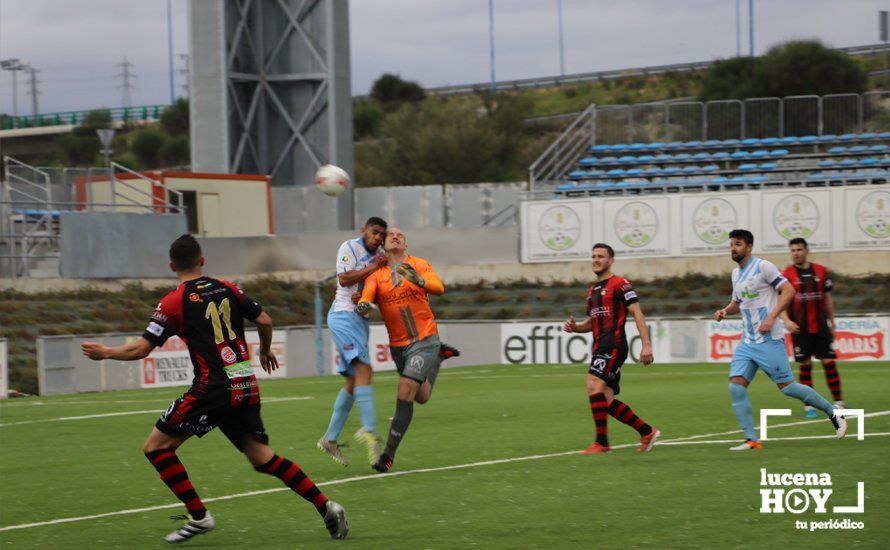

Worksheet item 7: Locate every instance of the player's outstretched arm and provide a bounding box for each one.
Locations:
[355,270,379,315]
[628,303,654,365]
[251,312,279,373]
[715,300,740,321]
[563,315,592,333]
[81,337,155,361]
[779,310,799,334]
[338,253,387,287]
[760,281,794,333]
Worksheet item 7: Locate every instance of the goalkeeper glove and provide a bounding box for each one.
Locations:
[397,262,425,287]
[355,301,372,316]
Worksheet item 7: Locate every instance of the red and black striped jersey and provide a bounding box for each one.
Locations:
[586,275,639,355]
[782,263,833,336]
[142,277,263,396]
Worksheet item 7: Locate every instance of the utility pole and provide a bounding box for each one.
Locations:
[166,0,175,104]
[748,0,754,57]
[0,58,27,119]
[115,56,136,109]
[557,0,565,76]
[25,66,40,116]
[488,0,496,92]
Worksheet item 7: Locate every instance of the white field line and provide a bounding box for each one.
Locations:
[664,410,890,443]
[0,397,314,427]
[2,425,889,533]
[447,367,885,381]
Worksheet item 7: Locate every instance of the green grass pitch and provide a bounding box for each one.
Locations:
[1,362,888,548]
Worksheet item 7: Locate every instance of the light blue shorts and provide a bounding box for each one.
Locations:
[328,310,371,376]
[729,339,794,384]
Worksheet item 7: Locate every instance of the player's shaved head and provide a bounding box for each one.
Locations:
[169,234,202,270]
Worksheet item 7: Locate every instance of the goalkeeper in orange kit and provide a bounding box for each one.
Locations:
[355,227,450,473]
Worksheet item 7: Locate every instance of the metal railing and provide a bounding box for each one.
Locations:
[1,157,54,277]
[528,103,597,187]
[529,91,890,187]
[0,157,187,278]
[108,162,184,214]
[0,104,166,130]
[419,43,890,97]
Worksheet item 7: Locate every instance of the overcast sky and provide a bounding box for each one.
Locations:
[0,0,885,115]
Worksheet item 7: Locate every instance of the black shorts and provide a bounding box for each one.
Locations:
[791,333,837,362]
[156,386,269,451]
[588,347,627,395]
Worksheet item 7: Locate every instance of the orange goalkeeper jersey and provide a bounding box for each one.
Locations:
[359,255,444,347]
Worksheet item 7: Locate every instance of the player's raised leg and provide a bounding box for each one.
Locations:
[374,375,420,472]
[242,438,348,539]
[608,399,660,452]
[142,426,215,543]
[797,358,819,417]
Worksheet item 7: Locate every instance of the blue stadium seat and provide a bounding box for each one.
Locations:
[838,159,857,167]
[747,175,768,184]
[703,139,721,147]
[625,168,644,176]
[629,143,648,151]
[741,138,760,146]
[817,134,838,142]
[711,151,730,160]
[722,138,741,146]
[600,156,618,164]
[730,151,750,159]
[750,150,769,159]
[760,137,779,146]
[769,149,789,157]
[665,141,684,149]
[612,143,628,151]
[644,142,665,150]
[709,176,729,184]
[859,132,877,140]
[868,144,888,153]
[859,158,879,167]
[828,146,846,154]
[568,170,588,179]
[779,136,799,145]
[579,157,598,166]
[737,163,757,171]
[879,132,890,139]
[701,164,720,172]
[643,167,662,176]
[799,135,818,143]
[661,166,681,174]
[681,165,700,174]
[819,160,837,168]
[674,153,692,161]
[759,162,777,170]
[591,144,612,153]
[607,168,626,177]
[838,133,857,141]
[692,152,710,161]
[685,140,703,147]
[619,155,637,164]
[849,145,868,153]
[654,153,672,162]
[637,154,655,163]
[557,183,577,191]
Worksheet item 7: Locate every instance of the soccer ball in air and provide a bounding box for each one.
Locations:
[315,164,349,197]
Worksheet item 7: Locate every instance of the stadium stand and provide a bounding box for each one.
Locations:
[559,133,890,195]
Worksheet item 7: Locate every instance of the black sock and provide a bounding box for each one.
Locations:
[383,399,414,458]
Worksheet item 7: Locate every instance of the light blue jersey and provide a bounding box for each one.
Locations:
[731,257,788,344]
[332,237,378,313]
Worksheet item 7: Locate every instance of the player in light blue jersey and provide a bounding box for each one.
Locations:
[318,217,389,466]
[714,229,846,451]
